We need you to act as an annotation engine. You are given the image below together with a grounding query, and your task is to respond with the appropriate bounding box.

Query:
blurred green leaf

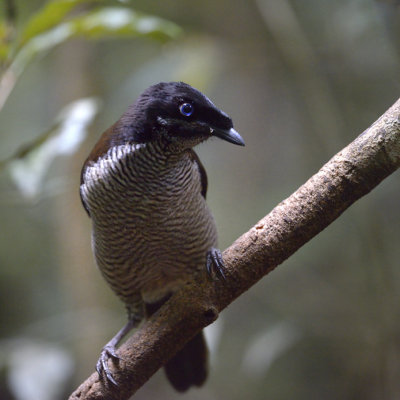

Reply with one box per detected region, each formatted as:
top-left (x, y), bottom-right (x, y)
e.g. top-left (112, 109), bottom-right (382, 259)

top-left (20, 4), bottom-right (181, 48)
top-left (17, 7), bottom-right (181, 65)
top-left (5, 97), bottom-right (101, 198)
top-left (0, 21), bottom-right (8, 40)
top-left (19, 0), bottom-right (96, 47)
top-left (0, 21), bottom-right (10, 61)
top-left (0, 7), bottom-right (180, 112)
top-left (0, 43), bottom-right (9, 61)
top-left (11, 6), bottom-right (180, 81)
top-left (68, 7), bottom-right (182, 41)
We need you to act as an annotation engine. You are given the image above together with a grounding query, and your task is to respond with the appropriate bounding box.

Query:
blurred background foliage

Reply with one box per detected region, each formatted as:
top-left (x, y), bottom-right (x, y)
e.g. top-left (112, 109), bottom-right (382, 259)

top-left (0, 0), bottom-right (399, 399)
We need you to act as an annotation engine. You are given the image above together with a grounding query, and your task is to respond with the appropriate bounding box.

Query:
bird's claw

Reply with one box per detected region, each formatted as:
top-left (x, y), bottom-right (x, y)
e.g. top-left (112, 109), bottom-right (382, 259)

top-left (96, 345), bottom-right (120, 386)
top-left (206, 247), bottom-right (226, 280)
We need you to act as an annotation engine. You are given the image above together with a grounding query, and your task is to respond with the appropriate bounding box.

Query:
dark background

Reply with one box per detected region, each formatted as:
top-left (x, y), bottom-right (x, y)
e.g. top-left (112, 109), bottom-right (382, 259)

top-left (1, 1), bottom-right (400, 399)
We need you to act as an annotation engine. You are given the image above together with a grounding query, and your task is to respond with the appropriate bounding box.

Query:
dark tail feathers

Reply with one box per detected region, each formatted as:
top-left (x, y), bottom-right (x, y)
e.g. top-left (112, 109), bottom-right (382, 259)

top-left (145, 296), bottom-right (208, 392)
top-left (164, 331), bottom-right (208, 392)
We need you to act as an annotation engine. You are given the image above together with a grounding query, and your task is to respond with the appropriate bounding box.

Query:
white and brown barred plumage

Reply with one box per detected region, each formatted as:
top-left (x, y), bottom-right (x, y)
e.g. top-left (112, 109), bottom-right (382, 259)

top-left (80, 82), bottom-right (244, 391)
top-left (81, 140), bottom-right (217, 313)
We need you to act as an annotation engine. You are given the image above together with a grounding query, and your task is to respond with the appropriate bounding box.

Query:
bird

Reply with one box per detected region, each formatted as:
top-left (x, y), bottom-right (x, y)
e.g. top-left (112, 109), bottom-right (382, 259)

top-left (79, 81), bottom-right (244, 392)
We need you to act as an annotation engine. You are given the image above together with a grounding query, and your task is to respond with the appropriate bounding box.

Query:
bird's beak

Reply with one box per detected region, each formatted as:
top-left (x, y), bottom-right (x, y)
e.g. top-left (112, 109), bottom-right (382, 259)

top-left (211, 127), bottom-right (245, 146)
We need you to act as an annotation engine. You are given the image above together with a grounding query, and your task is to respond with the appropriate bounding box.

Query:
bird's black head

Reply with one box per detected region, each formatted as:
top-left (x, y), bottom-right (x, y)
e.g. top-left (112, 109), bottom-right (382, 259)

top-left (117, 81), bottom-right (245, 148)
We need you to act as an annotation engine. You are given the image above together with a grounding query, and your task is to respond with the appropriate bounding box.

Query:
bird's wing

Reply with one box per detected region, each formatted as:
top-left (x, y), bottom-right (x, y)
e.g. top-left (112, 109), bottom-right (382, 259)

top-left (188, 149), bottom-right (208, 199)
top-left (79, 164), bottom-right (91, 217)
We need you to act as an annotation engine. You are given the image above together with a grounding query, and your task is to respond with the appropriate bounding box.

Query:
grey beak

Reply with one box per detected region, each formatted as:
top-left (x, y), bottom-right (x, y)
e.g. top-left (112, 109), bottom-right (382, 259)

top-left (211, 127), bottom-right (245, 146)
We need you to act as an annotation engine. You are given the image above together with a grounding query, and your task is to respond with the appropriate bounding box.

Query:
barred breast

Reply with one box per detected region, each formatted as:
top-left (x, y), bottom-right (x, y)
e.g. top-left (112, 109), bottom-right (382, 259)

top-left (80, 141), bottom-right (218, 315)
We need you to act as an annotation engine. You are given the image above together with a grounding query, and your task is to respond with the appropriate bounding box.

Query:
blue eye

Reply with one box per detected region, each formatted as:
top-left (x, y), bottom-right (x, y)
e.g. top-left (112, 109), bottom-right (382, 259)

top-left (179, 102), bottom-right (194, 117)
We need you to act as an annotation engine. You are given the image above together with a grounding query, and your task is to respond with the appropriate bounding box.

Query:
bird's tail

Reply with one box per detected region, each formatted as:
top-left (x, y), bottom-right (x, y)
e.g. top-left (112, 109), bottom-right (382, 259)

top-left (145, 296), bottom-right (208, 392)
top-left (164, 330), bottom-right (208, 392)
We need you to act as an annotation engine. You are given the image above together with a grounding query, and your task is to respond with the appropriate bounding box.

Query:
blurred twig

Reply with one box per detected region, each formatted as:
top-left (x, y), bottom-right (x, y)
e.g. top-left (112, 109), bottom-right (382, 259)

top-left (69, 97), bottom-right (400, 400)
top-left (0, 123), bottom-right (58, 171)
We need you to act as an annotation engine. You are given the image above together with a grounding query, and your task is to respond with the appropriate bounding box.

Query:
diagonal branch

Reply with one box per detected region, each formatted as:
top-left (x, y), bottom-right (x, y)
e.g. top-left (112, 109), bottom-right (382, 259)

top-left (69, 98), bottom-right (400, 400)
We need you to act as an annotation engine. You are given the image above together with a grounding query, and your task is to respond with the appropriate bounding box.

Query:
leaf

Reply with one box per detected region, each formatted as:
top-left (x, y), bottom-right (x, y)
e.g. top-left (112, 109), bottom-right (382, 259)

top-left (6, 97), bottom-right (101, 198)
top-left (14, 7), bottom-right (181, 74)
top-left (0, 42), bottom-right (10, 62)
top-left (20, 4), bottom-right (181, 48)
top-left (0, 21), bottom-right (10, 61)
top-left (68, 7), bottom-right (182, 41)
top-left (19, 0), bottom-right (96, 47)
top-left (6, 23), bottom-right (74, 85)
top-left (0, 7), bottom-right (180, 112)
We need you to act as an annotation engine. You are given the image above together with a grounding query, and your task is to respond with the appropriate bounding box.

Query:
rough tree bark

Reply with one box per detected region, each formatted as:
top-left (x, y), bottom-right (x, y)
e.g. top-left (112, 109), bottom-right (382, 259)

top-left (69, 98), bottom-right (400, 400)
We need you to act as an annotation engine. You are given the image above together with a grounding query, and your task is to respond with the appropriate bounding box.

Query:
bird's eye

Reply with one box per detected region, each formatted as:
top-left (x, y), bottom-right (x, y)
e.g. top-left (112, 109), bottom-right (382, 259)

top-left (179, 103), bottom-right (194, 117)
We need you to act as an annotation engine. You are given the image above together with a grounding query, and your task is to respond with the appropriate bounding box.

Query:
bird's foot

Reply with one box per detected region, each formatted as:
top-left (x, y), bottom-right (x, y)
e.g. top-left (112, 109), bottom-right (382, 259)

top-left (206, 247), bottom-right (226, 280)
top-left (96, 344), bottom-right (121, 386)
top-left (95, 317), bottom-right (138, 386)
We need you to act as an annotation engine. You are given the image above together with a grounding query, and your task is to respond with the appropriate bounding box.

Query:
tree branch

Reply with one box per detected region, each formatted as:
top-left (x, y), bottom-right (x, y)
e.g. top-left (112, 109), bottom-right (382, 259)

top-left (69, 98), bottom-right (400, 400)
